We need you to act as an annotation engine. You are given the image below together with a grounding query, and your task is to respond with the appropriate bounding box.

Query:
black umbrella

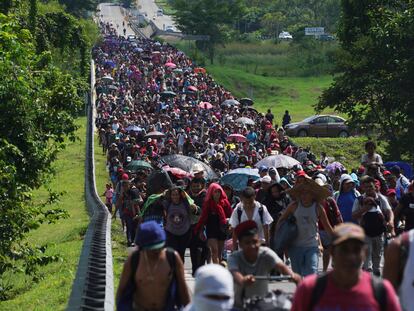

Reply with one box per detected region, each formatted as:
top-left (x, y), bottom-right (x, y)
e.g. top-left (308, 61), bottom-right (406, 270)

top-left (240, 98), bottom-right (254, 106)
top-left (161, 155), bottom-right (218, 180)
top-left (160, 91), bottom-right (177, 98)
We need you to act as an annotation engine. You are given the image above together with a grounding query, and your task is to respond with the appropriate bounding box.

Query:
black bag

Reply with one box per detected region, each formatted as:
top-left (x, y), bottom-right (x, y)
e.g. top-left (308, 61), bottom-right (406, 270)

top-left (273, 214), bottom-right (298, 253)
top-left (359, 197), bottom-right (386, 237)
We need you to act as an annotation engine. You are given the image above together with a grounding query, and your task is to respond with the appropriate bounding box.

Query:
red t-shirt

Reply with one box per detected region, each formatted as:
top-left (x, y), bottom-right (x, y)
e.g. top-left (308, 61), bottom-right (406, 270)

top-left (291, 271), bottom-right (401, 311)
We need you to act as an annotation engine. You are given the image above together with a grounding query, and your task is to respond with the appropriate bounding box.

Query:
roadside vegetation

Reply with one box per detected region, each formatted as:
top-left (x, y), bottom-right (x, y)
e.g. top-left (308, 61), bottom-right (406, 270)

top-left (0, 118), bottom-right (88, 310)
top-left (0, 0), bottom-right (99, 303)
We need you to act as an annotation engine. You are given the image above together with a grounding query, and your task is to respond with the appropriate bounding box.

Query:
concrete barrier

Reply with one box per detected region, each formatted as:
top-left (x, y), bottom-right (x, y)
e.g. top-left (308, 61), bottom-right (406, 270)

top-left (67, 60), bottom-right (114, 311)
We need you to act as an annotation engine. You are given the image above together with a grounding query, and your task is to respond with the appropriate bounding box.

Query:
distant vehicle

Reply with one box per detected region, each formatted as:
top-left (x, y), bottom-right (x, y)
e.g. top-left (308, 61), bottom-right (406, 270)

top-left (127, 35), bottom-right (137, 41)
top-left (153, 15), bottom-right (156, 20)
top-left (279, 31), bottom-right (293, 39)
top-left (165, 25), bottom-right (175, 32)
top-left (284, 115), bottom-right (350, 138)
top-left (157, 9), bottom-right (163, 16)
top-left (317, 34), bottom-right (335, 41)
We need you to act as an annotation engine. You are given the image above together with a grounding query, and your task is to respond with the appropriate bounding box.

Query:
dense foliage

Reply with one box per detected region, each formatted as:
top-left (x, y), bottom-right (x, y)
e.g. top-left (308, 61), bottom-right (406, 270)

top-left (0, 0), bottom-right (97, 299)
top-left (315, 0), bottom-right (414, 161)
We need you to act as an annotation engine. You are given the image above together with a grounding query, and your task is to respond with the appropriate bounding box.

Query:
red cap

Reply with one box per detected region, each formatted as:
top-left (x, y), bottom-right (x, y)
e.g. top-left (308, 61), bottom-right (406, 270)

top-left (358, 166), bottom-right (365, 174)
top-left (386, 188), bottom-right (396, 196)
top-left (117, 167), bottom-right (124, 172)
top-left (383, 170), bottom-right (391, 176)
top-left (121, 173), bottom-right (129, 180)
top-left (234, 220), bottom-right (258, 239)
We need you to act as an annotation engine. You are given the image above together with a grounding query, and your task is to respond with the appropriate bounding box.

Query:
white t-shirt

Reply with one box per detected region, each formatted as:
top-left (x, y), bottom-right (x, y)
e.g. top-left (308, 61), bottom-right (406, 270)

top-left (229, 202), bottom-right (273, 241)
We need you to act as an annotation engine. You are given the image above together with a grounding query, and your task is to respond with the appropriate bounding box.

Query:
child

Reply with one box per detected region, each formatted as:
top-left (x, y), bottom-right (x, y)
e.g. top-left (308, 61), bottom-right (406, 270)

top-left (103, 183), bottom-right (114, 214)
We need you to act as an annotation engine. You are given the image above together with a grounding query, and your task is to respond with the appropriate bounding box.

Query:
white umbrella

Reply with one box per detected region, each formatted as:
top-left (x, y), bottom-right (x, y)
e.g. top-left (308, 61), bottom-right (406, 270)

top-left (101, 75), bottom-right (114, 83)
top-left (256, 154), bottom-right (300, 169)
top-left (236, 117), bottom-right (255, 126)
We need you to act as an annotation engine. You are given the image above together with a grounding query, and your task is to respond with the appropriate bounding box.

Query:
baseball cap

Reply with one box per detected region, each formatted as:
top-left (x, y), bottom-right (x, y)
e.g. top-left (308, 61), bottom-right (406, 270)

top-left (134, 221), bottom-right (166, 250)
top-left (234, 220), bottom-right (258, 240)
top-left (332, 223), bottom-right (365, 246)
top-left (296, 170), bottom-right (307, 177)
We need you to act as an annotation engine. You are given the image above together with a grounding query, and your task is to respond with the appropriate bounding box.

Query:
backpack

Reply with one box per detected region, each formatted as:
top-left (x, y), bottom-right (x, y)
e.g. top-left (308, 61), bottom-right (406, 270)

top-left (358, 196), bottom-right (387, 237)
top-left (237, 203), bottom-right (264, 224)
top-left (117, 248), bottom-right (181, 311)
top-left (309, 274), bottom-right (386, 311)
top-left (325, 197), bottom-right (342, 227)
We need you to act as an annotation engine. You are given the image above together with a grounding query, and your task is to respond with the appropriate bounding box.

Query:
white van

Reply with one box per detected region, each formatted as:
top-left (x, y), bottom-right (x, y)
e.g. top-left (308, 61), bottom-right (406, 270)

top-left (156, 9), bottom-right (163, 16)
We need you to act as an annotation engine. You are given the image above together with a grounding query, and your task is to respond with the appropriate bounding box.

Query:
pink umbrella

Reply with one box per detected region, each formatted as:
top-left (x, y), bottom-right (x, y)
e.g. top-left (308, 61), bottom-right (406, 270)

top-left (188, 85), bottom-right (198, 92)
top-left (165, 62), bottom-right (177, 68)
top-left (198, 102), bottom-right (213, 109)
top-left (227, 134), bottom-right (247, 143)
top-left (162, 166), bottom-right (192, 179)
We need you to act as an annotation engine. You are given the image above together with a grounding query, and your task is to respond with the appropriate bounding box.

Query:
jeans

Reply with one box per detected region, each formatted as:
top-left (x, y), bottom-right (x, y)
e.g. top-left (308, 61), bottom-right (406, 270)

top-left (166, 229), bottom-right (192, 262)
top-left (189, 225), bottom-right (209, 275)
top-left (125, 216), bottom-right (137, 245)
top-left (363, 234), bottom-right (384, 275)
top-left (289, 246), bottom-right (319, 277)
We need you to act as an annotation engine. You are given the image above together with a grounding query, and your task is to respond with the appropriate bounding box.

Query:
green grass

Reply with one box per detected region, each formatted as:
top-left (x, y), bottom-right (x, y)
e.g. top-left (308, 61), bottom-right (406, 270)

top-left (0, 117), bottom-right (89, 311)
top-left (292, 137), bottom-right (387, 170)
top-left (94, 132), bottom-right (128, 296)
top-left (169, 40), bottom-right (339, 122)
top-left (207, 65), bottom-right (335, 122)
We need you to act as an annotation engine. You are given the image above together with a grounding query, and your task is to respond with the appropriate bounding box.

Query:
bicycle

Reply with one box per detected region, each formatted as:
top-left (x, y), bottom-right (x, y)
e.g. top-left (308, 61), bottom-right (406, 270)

top-left (242, 275), bottom-right (294, 311)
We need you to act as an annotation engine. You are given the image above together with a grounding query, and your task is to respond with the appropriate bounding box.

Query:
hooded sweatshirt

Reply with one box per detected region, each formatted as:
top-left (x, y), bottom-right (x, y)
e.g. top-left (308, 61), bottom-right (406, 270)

top-left (334, 174), bottom-right (360, 223)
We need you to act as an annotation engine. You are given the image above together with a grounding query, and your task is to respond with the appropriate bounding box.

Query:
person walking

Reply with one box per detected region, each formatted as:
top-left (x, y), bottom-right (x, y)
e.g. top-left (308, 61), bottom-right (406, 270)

top-left (277, 178), bottom-right (334, 277)
top-left (194, 183), bottom-right (232, 264)
top-left (352, 177), bottom-right (395, 276)
top-left (291, 223), bottom-right (402, 311)
top-left (116, 221), bottom-right (190, 311)
top-left (334, 174), bottom-right (360, 223)
top-left (282, 110), bottom-right (291, 128)
top-left (164, 187), bottom-right (199, 262)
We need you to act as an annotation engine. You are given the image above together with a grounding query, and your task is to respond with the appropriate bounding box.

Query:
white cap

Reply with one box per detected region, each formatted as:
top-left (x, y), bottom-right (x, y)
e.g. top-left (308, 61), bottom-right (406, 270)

top-left (260, 175), bottom-right (272, 183)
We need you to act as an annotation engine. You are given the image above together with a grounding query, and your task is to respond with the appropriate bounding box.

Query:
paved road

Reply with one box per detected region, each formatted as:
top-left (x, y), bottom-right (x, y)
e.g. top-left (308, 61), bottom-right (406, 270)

top-left (98, 1), bottom-right (297, 298)
top-left (98, 3), bottom-right (135, 37)
top-left (137, 0), bottom-right (177, 31)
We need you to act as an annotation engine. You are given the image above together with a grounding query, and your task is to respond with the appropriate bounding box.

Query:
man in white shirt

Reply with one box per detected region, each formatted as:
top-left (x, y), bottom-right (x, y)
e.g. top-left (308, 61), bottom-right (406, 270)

top-left (391, 165), bottom-right (410, 199)
top-left (229, 187), bottom-right (273, 251)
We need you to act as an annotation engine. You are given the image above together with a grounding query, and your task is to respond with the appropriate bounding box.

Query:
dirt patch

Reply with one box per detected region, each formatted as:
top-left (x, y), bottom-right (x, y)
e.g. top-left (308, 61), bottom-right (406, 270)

top-left (288, 89), bottom-right (300, 99)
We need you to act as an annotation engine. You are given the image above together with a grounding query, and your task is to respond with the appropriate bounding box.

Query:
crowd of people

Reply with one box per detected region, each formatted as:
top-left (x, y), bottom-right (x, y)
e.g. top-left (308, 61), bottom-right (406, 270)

top-left (95, 20), bottom-right (413, 311)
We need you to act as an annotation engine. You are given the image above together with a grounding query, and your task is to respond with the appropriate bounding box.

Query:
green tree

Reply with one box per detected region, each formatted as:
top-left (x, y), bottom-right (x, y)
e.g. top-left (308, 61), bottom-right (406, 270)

top-left (261, 11), bottom-right (286, 39)
top-left (0, 13), bottom-right (85, 297)
top-left (58, 0), bottom-right (97, 17)
top-left (315, 0), bottom-right (414, 160)
top-left (171, 0), bottom-right (244, 64)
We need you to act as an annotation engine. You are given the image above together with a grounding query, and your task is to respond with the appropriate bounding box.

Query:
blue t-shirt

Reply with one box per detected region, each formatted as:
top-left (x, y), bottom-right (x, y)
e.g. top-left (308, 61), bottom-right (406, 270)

top-left (337, 191), bottom-right (358, 223)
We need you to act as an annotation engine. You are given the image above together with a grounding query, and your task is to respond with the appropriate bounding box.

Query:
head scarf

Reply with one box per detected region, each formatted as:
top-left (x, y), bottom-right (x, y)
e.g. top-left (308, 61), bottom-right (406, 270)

top-left (195, 183), bottom-right (231, 233)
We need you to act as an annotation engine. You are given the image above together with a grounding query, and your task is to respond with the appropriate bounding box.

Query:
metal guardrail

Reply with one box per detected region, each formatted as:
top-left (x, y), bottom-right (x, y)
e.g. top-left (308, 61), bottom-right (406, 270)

top-left (67, 60), bottom-right (114, 311)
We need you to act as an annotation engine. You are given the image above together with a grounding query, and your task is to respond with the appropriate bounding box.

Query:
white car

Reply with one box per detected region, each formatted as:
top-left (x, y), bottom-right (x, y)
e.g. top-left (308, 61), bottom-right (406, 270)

top-left (279, 31), bottom-right (293, 39)
top-left (165, 25), bottom-right (175, 32)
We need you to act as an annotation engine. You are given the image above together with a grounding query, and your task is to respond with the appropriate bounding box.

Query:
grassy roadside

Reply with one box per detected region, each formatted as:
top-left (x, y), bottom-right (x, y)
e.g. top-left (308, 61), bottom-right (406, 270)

top-left (0, 117), bottom-right (88, 311)
top-left (292, 137), bottom-right (387, 170)
top-left (94, 132), bottom-right (128, 296)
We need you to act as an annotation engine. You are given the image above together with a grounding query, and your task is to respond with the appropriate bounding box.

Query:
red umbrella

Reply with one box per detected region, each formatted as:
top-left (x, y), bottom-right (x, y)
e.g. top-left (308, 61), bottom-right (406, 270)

top-left (165, 62), bottom-right (177, 68)
top-left (198, 102), bottom-right (213, 109)
top-left (188, 85), bottom-right (198, 92)
top-left (227, 134), bottom-right (247, 143)
top-left (194, 67), bottom-right (206, 74)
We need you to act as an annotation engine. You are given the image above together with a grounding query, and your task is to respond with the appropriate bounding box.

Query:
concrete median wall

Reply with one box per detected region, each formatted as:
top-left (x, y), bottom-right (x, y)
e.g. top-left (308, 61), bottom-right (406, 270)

top-left (67, 60), bottom-right (114, 311)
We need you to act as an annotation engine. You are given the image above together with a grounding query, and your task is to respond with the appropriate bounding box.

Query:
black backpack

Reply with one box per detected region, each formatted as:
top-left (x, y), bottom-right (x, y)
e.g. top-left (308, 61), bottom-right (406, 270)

top-left (358, 196), bottom-right (387, 237)
top-left (237, 204), bottom-right (264, 224)
top-left (309, 274), bottom-right (386, 311)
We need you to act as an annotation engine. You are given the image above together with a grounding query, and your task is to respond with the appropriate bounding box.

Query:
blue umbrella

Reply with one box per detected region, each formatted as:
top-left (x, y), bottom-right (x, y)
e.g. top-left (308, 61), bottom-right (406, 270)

top-left (104, 60), bottom-right (116, 68)
top-left (133, 47), bottom-right (144, 53)
top-left (220, 168), bottom-right (260, 192)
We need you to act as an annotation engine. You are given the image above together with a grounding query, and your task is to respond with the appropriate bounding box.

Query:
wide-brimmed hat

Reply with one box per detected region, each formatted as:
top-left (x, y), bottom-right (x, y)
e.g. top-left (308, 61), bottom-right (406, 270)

top-left (287, 178), bottom-right (331, 202)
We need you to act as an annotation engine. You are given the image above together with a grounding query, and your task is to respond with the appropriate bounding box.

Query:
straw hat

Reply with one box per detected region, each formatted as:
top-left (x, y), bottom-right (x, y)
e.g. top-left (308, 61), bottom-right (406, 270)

top-left (287, 178), bottom-right (331, 202)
